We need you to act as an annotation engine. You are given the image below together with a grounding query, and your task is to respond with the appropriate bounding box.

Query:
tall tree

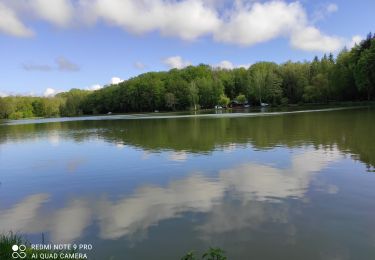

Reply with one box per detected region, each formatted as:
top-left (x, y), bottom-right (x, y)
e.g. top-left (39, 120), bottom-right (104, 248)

top-left (354, 39), bottom-right (375, 100)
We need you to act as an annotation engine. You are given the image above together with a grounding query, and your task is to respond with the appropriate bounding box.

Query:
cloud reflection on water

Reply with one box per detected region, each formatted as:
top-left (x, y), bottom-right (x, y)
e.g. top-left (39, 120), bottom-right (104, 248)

top-left (168, 151), bottom-right (188, 161)
top-left (221, 149), bottom-right (341, 201)
top-left (0, 147), bottom-right (341, 243)
top-left (0, 194), bottom-right (49, 232)
top-left (97, 174), bottom-right (224, 239)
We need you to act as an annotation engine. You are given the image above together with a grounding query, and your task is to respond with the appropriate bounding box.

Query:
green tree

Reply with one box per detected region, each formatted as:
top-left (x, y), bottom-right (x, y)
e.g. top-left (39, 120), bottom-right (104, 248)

top-left (58, 89), bottom-right (90, 116)
top-left (217, 69), bottom-right (235, 99)
top-left (249, 62), bottom-right (283, 104)
top-left (218, 94), bottom-right (230, 107)
top-left (165, 92), bottom-right (177, 110)
top-left (303, 73), bottom-right (329, 103)
top-left (236, 94), bottom-right (247, 104)
top-left (330, 49), bottom-right (357, 100)
top-left (354, 40), bottom-right (375, 100)
top-left (0, 97), bottom-right (16, 119)
top-left (280, 62), bottom-right (309, 103)
top-left (188, 81), bottom-right (199, 110)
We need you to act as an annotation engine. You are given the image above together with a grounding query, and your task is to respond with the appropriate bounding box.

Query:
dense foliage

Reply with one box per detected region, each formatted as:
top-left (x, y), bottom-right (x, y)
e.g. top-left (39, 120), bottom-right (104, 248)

top-left (0, 96), bottom-right (64, 119)
top-left (1, 33), bottom-right (374, 119)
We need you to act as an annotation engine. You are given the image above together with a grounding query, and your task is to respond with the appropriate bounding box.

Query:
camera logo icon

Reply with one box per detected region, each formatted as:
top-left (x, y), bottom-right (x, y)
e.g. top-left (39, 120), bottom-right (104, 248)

top-left (12, 244), bottom-right (27, 259)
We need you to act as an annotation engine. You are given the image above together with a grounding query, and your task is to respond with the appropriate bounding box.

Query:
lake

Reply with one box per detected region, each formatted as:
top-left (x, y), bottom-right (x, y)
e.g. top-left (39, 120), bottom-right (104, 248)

top-left (1, 107), bottom-right (375, 260)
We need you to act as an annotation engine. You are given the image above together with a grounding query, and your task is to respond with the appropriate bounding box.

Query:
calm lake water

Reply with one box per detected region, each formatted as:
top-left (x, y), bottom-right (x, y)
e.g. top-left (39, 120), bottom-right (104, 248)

top-left (1, 107), bottom-right (375, 260)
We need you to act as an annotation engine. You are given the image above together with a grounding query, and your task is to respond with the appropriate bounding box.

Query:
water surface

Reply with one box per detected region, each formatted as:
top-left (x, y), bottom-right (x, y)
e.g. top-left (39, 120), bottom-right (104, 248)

top-left (1, 107), bottom-right (375, 259)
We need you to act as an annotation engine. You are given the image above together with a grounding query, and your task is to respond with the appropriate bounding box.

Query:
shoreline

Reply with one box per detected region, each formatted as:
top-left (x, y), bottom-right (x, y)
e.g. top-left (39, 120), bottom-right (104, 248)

top-left (1, 103), bottom-right (373, 126)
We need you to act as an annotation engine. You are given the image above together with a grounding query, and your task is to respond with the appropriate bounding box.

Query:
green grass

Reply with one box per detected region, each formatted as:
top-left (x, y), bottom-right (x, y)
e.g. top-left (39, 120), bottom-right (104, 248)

top-left (0, 232), bottom-right (24, 260)
top-left (181, 247), bottom-right (227, 260)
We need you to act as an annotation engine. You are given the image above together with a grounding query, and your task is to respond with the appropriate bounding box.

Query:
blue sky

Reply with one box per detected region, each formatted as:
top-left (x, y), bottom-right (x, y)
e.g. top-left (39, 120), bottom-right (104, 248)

top-left (0, 0), bottom-right (374, 97)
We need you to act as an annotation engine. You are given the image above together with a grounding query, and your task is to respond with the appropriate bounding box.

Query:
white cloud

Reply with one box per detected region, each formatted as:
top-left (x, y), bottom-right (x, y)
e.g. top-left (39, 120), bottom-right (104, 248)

top-left (87, 0), bottom-right (220, 40)
top-left (216, 60), bottom-right (235, 69)
top-left (237, 64), bottom-right (252, 69)
top-left (30, 0), bottom-right (74, 27)
top-left (87, 84), bottom-right (103, 91)
top-left (0, 2), bottom-right (33, 37)
top-left (215, 60), bottom-right (252, 69)
top-left (0, 0), bottom-right (345, 52)
top-left (215, 1), bottom-right (306, 46)
top-left (0, 92), bottom-right (9, 97)
top-left (164, 56), bottom-right (191, 69)
top-left (83, 77), bottom-right (124, 93)
top-left (111, 77), bottom-right (124, 85)
top-left (347, 35), bottom-right (363, 49)
top-left (290, 27), bottom-right (343, 52)
top-left (215, 1), bottom-right (343, 52)
top-left (43, 88), bottom-right (62, 97)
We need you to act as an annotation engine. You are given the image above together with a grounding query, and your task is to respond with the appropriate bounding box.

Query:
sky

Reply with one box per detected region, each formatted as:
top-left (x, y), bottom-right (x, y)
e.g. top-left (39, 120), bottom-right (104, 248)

top-left (0, 0), bottom-right (374, 97)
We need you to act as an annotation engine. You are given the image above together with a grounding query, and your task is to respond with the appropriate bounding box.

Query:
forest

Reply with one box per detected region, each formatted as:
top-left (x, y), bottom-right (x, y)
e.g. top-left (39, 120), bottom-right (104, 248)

top-left (0, 33), bottom-right (374, 119)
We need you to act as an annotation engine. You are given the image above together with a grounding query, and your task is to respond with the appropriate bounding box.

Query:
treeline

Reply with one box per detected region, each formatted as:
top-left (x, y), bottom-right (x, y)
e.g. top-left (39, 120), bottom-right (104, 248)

top-left (0, 90), bottom-right (88, 119)
top-left (0, 96), bottom-right (63, 119)
top-left (1, 33), bottom-right (374, 119)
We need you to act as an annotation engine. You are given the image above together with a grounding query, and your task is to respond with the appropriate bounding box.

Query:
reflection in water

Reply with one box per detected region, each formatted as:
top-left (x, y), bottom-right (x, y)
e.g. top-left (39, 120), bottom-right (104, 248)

top-left (168, 151), bottom-right (188, 161)
top-left (0, 194), bottom-right (49, 232)
top-left (0, 148), bottom-right (340, 243)
top-left (0, 196), bottom-right (91, 243)
top-left (49, 199), bottom-right (92, 243)
top-left (1, 107), bottom-right (374, 167)
top-left (222, 143), bottom-right (238, 153)
top-left (197, 200), bottom-right (293, 243)
top-left (221, 148), bottom-right (341, 201)
top-left (97, 174), bottom-right (224, 240)
top-left (1, 108), bottom-right (374, 259)
top-left (47, 131), bottom-right (60, 146)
